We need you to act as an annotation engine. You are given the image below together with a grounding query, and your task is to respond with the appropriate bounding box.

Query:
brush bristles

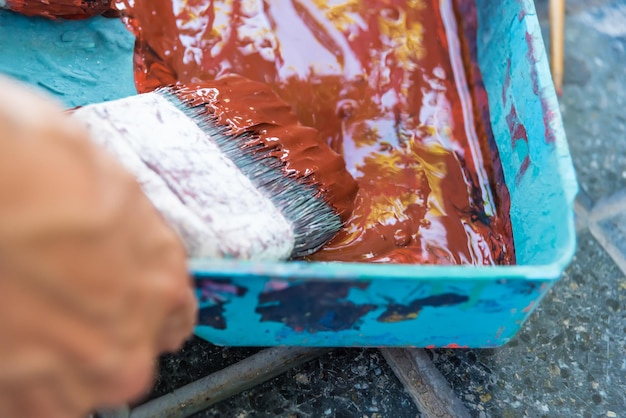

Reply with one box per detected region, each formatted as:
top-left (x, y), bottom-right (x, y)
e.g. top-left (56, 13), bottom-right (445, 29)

top-left (156, 88), bottom-right (342, 258)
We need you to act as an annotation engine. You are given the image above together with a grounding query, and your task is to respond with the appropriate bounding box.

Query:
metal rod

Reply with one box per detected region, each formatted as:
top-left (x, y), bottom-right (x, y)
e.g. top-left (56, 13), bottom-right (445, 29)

top-left (130, 347), bottom-right (328, 418)
top-left (381, 348), bottom-right (471, 418)
top-left (550, 0), bottom-right (565, 94)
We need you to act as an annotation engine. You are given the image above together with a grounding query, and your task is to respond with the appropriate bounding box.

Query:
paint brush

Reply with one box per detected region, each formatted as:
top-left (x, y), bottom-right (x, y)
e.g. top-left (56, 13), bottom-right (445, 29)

top-left (71, 75), bottom-right (358, 261)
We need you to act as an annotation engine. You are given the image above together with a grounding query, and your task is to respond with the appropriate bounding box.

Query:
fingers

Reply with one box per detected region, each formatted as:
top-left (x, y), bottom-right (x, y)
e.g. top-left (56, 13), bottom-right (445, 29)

top-left (9, 379), bottom-right (76, 418)
top-left (0, 373), bottom-right (95, 418)
top-left (157, 284), bottom-right (198, 353)
top-left (0, 76), bottom-right (65, 130)
top-left (0, 351), bottom-right (91, 418)
top-left (0, 77), bottom-right (198, 416)
top-left (99, 346), bottom-right (157, 406)
top-left (119, 186), bottom-right (197, 353)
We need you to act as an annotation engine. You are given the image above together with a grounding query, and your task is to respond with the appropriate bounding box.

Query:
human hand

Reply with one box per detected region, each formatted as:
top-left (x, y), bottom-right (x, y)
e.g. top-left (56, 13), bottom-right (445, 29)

top-left (0, 76), bottom-right (197, 418)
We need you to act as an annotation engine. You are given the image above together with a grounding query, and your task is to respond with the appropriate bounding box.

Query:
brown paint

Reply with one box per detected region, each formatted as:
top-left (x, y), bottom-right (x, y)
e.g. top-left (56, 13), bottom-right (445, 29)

top-left (171, 76), bottom-right (359, 223)
top-left (6, 0), bottom-right (111, 19)
top-left (451, 0), bottom-right (515, 264)
top-left (113, 0), bottom-right (515, 265)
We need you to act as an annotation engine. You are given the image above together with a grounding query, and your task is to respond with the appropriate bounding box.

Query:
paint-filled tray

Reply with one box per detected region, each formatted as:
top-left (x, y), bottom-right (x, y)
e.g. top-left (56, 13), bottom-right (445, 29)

top-left (191, 0), bottom-right (577, 348)
top-left (0, 0), bottom-right (577, 348)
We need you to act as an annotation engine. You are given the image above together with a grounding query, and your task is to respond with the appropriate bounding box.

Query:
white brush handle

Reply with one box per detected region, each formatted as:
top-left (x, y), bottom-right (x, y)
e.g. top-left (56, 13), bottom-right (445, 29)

top-left (72, 93), bottom-right (295, 261)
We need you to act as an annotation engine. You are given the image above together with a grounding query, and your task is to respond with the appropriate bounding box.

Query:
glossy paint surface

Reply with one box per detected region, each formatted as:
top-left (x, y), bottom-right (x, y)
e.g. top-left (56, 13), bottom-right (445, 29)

top-left (115, 0), bottom-right (515, 265)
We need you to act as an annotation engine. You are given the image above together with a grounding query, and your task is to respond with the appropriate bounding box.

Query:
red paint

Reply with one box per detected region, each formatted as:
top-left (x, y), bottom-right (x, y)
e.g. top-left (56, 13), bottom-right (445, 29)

top-left (505, 104), bottom-right (529, 147)
top-left (525, 32), bottom-right (541, 96)
top-left (517, 0), bottom-right (529, 22)
top-left (503, 57), bottom-right (533, 185)
top-left (425, 344), bottom-right (436, 349)
top-left (451, 0), bottom-right (515, 265)
top-left (541, 96), bottom-right (558, 144)
top-left (502, 58), bottom-right (511, 105)
top-left (505, 103), bottom-right (532, 185)
top-left (494, 326), bottom-right (505, 339)
top-left (522, 300), bottom-right (535, 313)
top-left (516, 156), bottom-right (531, 186)
top-left (525, 31), bottom-right (557, 144)
top-left (114, 0), bottom-right (515, 264)
top-left (6, 0), bottom-right (111, 19)
top-left (444, 343), bottom-right (468, 348)
top-left (169, 77), bottom-right (358, 223)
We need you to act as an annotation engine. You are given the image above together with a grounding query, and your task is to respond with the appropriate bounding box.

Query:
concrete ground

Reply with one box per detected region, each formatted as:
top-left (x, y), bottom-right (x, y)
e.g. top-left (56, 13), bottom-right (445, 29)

top-left (147, 0), bottom-right (625, 416)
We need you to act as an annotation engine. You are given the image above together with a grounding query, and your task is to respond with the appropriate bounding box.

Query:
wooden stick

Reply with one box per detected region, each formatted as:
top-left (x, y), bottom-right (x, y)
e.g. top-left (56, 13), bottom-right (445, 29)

top-left (550, 0), bottom-right (565, 95)
top-left (381, 348), bottom-right (471, 418)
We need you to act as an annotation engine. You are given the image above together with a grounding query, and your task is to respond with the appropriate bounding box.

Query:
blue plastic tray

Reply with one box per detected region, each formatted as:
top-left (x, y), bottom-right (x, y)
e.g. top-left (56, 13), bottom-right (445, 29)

top-left (190, 0), bottom-right (577, 348)
top-left (0, 0), bottom-right (577, 348)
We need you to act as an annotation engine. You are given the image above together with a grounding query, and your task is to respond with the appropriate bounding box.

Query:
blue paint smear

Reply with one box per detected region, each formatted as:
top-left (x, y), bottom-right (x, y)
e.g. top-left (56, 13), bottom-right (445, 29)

top-left (0, 10), bottom-right (136, 107)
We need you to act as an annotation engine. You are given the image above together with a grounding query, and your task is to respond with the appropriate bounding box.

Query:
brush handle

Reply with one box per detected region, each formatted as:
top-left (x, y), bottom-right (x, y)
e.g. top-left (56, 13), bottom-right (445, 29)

top-left (549, 0), bottom-right (565, 95)
top-left (72, 93), bottom-right (295, 261)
